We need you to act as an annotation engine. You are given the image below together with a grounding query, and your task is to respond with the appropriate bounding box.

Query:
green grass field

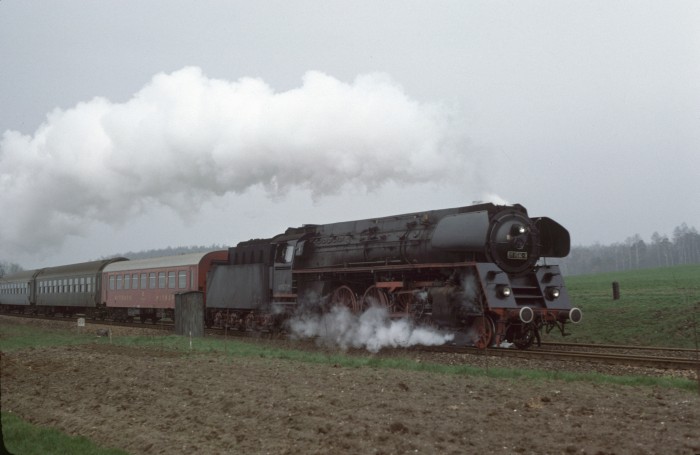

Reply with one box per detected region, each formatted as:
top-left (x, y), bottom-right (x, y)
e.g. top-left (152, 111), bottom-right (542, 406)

top-left (1, 412), bottom-right (129, 455)
top-left (554, 264), bottom-right (700, 348)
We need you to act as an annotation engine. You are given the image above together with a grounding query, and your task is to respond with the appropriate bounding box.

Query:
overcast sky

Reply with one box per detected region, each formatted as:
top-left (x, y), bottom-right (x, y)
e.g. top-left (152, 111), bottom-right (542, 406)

top-left (1, 0), bottom-right (699, 269)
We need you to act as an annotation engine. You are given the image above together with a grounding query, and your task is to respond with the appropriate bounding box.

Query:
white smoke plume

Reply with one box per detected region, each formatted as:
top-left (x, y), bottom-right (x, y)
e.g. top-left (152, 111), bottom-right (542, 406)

top-left (0, 67), bottom-right (474, 256)
top-left (288, 305), bottom-right (454, 353)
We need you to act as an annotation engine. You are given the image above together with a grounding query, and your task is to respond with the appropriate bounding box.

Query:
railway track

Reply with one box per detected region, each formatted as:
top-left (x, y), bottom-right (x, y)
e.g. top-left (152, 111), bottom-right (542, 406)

top-left (4, 312), bottom-right (700, 371)
top-left (424, 343), bottom-right (700, 371)
top-left (0, 311), bottom-right (173, 331)
top-left (542, 341), bottom-right (699, 355)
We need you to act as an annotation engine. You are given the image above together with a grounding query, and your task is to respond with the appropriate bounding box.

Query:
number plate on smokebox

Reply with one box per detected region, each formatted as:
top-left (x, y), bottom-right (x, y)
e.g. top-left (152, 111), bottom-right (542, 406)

top-left (507, 251), bottom-right (528, 260)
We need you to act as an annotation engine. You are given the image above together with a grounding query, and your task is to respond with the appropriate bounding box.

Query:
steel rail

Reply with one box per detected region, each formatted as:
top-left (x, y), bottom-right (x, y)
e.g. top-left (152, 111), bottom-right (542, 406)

top-left (421, 344), bottom-right (700, 370)
top-left (0, 312), bottom-right (172, 331)
top-left (541, 341), bottom-right (699, 353)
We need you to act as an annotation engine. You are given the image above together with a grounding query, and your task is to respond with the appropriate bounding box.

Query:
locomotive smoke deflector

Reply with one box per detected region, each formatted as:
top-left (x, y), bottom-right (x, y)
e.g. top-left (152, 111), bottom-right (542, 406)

top-left (533, 217), bottom-right (570, 257)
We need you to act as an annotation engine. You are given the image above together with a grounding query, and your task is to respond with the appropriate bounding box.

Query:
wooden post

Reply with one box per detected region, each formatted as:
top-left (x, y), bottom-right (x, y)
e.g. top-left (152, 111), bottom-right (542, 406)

top-left (612, 282), bottom-right (620, 300)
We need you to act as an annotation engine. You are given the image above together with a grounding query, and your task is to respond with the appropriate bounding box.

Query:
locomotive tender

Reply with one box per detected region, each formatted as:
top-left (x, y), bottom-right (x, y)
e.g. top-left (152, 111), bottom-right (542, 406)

top-left (207, 202), bottom-right (581, 348)
top-left (0, 202), bottom-right (581, 349)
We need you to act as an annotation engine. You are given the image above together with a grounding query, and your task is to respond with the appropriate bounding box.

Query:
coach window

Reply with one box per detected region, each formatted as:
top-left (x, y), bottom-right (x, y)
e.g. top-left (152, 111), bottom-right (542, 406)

top-left (141, 273), bottom-right (147, 289)
top-left (178, 271), bottom-right (187, 289)
top-left (117, 275), bottom-right (123, 290)
top-left (149, 272), bottom-right (156, 289)
top-left (132, 274), bottom-right (139, 289)
top-left (124, 274), bottom-right (130, 290)
top-left (109, 275), bottom-right (115, 290)
top-left (168, 271), bottom-right (176, 289)
top-left (158, 272), bottom-right (166, 289)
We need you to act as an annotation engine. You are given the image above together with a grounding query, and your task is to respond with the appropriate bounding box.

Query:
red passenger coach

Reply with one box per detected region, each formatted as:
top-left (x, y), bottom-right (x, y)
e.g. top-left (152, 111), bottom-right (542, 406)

top-left (101, 250), bottom-right (228, 323)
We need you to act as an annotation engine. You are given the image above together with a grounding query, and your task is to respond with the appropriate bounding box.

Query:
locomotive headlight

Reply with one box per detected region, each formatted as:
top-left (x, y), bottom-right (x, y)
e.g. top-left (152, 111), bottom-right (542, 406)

top-left (510, 224), bottom-right (528, 236)
top-left (545, 286), bottom-right (561, 300)
top-left (497, 284), bottom-right (512, 298)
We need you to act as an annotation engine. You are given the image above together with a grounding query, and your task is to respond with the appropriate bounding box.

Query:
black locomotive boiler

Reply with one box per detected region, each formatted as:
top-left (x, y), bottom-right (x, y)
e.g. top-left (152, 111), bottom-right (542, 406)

top-left (206, 202), bottom-right (582, 348)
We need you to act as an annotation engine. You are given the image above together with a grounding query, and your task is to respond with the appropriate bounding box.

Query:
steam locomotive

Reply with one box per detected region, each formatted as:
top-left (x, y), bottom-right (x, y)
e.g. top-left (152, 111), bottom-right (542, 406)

top-left (0, 202), bottom-right (581, 349)
top-left (207, 202), bottom-right (581, 348)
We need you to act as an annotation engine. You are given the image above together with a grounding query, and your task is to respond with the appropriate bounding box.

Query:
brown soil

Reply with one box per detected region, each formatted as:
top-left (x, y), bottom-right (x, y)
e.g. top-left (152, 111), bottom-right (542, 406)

top-left (1, 319), bottom-right (699, 454)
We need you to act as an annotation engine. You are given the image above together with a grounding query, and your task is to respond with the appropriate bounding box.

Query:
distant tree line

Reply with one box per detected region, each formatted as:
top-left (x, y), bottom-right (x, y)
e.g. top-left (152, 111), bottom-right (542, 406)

top-left (0, 245), bottom-right (227, 278)
top-left (4, 226), bottom-right (700, 279)
top-left (0, 261), bottom-right (23, 278)
top-left (558, 223), bottom-right (700, 276)
top-left (105, 244), bottom-right (228, 260)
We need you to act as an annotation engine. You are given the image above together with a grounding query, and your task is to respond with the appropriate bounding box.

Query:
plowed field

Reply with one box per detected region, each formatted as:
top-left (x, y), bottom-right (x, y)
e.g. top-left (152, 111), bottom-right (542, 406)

top-left (1, 320), bottom-right (699, 454)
